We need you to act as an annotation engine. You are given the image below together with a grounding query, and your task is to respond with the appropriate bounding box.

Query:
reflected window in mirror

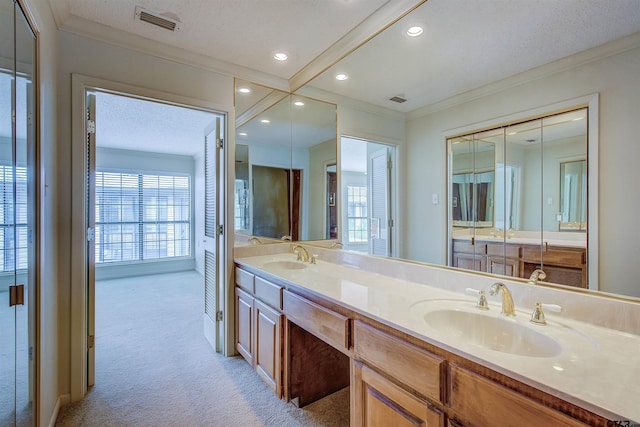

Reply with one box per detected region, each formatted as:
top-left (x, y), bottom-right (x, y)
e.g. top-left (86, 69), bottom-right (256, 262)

top-left (559, 160), bottom-right (587, 231)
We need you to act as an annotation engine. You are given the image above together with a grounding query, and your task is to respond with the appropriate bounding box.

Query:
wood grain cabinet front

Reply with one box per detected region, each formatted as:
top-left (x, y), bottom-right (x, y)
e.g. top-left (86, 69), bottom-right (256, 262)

top-left (449, 365), bottom-right (588, 427)
top-left (254, 299), bottom-right (283, 397)
top-left (235, 287), bottom-right (254, 364)
top-left (352, 361), bottom-right (445, 427)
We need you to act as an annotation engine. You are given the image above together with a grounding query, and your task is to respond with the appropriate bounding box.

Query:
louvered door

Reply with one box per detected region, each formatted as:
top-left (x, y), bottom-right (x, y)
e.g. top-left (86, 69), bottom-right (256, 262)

top-left (203, 117), bottom-right (221, 351)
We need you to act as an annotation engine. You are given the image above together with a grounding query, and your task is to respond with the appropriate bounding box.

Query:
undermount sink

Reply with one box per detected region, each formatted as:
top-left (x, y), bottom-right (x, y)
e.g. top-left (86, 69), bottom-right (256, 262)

top-left (262, 260), bottom-right (307, 270)
top-left (423, 309), bottom-right (562, 358)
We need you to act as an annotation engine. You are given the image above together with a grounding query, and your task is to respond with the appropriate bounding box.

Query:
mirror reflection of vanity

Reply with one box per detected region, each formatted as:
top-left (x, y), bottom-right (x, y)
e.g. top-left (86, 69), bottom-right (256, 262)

top-left (448, 108), bottom-right (588, 288)
top-left (233, 1), bottom-right (640, 299)
top-left (234, 79), bottom-right (337, 243)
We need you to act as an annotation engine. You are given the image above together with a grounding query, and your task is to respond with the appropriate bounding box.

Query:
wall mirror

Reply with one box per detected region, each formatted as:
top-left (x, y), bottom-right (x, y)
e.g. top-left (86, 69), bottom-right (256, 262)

top-left (297, 1), bottom-right (640, 298)
top-left (234, 79), bottom-right (337, 243)
top-left (448, 108), bottom-right (588, 289)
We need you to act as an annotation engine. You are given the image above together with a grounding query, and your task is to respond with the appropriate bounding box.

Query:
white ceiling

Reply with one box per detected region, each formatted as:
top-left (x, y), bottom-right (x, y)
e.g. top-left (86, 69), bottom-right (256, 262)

top-left (45, 0), bottom-right (640, 156)
top-left (94, 91), bottom-right (216, 156)
top-left (308, 0), bottom-right (640, 113)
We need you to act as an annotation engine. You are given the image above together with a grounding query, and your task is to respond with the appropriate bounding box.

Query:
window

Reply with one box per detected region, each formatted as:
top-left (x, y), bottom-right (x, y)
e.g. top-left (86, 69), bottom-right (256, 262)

top-left (95, 171), bottom-right (191, 263)
top-left (0, 166), bottom-right (28, 272)
top-left (234, 179), bottom-right (249, 230)
top-left (347, 185), bottom-right (368, 243)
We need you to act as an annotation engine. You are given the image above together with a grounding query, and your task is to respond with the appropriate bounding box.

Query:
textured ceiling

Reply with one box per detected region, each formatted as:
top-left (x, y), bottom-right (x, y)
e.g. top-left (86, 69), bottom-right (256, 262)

top-left (307, 0), bottom-right (640, 112)
top-left (49, 0), bottom-right (394, 81)
top-left (94, 91), bottom-right (217, 156)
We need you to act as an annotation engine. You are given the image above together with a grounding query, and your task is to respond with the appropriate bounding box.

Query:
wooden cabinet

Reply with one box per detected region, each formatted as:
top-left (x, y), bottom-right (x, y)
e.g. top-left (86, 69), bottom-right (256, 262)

top-left (452, 239), bottom-right (586, 287)
top-left (254, 299), bottom-right (283, 397)
top-left (449, 365), bottom-right (588, 427)
top-left (235, 287), bottom-right (254, 364)
top-left (234, 269), bottom-right (283, 397)
top-left (235, 263), bottom-right (604, 425)
top-left (352, 361), bottom-right (445, 427)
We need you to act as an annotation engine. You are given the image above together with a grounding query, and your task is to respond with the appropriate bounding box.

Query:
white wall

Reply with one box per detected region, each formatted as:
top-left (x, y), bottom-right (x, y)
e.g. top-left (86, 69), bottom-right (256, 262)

top-left (405, 43), bottom-right (640, 297)
top-left (56, 30), bottom-right (233, 406)
top-left (17, 0), bottom-right (62, 424)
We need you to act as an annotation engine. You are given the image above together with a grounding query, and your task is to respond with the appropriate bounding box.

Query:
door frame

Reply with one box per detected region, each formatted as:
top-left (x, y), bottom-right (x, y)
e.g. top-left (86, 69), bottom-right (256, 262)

top-left (70, 74), bottom-right (233, 401)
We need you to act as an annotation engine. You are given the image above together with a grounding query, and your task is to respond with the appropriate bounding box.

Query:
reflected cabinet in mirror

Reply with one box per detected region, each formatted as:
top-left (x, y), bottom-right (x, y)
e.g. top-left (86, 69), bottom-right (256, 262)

top-left (234, 79), bottom-right (337, 243)
top-left (448, 109), bottom-right (588, 288)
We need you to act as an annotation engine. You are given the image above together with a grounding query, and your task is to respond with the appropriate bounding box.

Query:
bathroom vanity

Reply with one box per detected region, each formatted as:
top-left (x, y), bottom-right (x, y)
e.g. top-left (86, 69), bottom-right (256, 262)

top-left (234, 244), bottom-right (639, 426)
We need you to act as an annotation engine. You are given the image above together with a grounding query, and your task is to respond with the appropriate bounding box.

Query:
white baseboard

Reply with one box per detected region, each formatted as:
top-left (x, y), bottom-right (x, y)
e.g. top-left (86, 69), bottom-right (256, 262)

top-left (48, 394), bottom-right (70, 427)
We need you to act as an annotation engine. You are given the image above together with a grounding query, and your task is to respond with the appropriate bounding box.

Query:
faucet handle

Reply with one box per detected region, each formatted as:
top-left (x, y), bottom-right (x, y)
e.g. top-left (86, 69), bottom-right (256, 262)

top-left (465, 288), bottom-right (489, 310)
top-left (530, 302), bottom-right (562, 325)
top-left (311, 254), bottom-right (318, 264)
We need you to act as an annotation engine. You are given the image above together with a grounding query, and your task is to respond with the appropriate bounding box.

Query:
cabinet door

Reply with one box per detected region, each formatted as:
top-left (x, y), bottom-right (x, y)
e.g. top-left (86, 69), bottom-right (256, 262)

top-left (235, 287), bottom-right (254, 364)
top-left (487, 256), bottom-right (519, 277)
top-left (450, 365), bottom-right (587, 427)
top-left (352, 361), bottom-right (444, 427)
top-left (254, 299), bottom-right (282, 397)
top-left (453, 253), bottom-right (486, 272)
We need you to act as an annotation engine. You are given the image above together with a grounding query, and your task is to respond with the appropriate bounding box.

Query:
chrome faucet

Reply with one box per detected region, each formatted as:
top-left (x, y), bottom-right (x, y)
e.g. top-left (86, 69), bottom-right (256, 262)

top-left (528, 269), bottom-right (547, 285)
top-left (489, 282), bottom-right (516, 316)
top-left (281, 235), bottom-right (292, 241)
top-left (292, 245), bottom-right (310, 262)
top-left (248, 236), bottom-right (262, 245)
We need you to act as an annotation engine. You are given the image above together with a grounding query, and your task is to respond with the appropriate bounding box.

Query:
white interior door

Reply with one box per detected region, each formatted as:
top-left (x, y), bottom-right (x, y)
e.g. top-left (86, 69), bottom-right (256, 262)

top-left (203, 117), bottom-right (222, 352)
top-left (369, 147), bottom-right (391, 256)
top-left (86, 92), bottom-right (96, 387)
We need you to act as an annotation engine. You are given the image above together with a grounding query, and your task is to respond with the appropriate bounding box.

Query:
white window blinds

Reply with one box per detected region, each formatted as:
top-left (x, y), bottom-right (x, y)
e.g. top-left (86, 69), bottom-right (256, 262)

top-left (95, 171), bottom-right (191, 263)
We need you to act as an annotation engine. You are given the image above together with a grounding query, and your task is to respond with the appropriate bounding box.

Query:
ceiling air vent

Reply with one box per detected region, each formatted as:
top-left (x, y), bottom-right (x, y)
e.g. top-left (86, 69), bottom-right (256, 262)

top-left (135, 6), bottom-right (182, 32)
top-left (389, 96), bottom-right (407, 103)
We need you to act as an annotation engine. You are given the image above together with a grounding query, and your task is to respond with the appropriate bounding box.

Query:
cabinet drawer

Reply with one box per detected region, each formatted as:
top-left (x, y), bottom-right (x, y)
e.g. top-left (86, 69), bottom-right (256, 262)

top-left (522, 246), bottom-right (584, 266)
top-left (283, 290), bottom-right (350, 351)
top-left (255, 276), bottom-right (283, 310)
top-left (453, 240), bottom-right (486, 254)
top-left (450, 365), bottom-right (587, 427)
top-left (235, 267), bottom-right (254, 293)
top-left (354, 321), bottom-right (445, 404)
top-left (487, 242), bottom-right (520, 258)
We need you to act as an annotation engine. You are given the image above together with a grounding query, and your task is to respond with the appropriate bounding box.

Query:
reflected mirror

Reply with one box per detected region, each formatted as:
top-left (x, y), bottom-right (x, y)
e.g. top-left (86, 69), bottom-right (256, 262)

top-left (234, 80), bottom-right (337, 243)
top-left (449, 109), bottom-right (588, 288)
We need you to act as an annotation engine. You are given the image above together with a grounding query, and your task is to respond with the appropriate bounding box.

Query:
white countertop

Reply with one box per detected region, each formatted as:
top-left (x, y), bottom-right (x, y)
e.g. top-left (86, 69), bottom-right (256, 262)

top-left (235, 252), bottom-right (639, 423)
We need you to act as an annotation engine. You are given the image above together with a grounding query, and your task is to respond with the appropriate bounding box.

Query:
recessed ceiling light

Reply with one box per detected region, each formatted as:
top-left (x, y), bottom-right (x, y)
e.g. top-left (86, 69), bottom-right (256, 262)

top-left (407, 26), bottom-right (424, 37)
top-left (335, 73), bottom-right (348, 81)
top-left (238, 87), bottom-right (251, 94)
top-left (273, 52), bottom-right (288, 61)
top-left (238, 132), bottom-right (247, 136)
top-left (294, 101), bottom-right (305, 107)
top-left (507, 131), bottom-right (517, 136)
top-left (261, 119), bottom-right (270, 124)
top-left (572, 117), bottom-right (585, 121)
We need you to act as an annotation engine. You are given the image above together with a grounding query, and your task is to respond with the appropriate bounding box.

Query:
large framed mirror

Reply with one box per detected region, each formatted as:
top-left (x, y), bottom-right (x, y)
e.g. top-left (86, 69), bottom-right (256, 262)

top-left (448, 108), bottom-right (588, 288)
top-left (234, 79), bottom-right (337, 244)
top-left (296, 1), bottom-right (640, 299)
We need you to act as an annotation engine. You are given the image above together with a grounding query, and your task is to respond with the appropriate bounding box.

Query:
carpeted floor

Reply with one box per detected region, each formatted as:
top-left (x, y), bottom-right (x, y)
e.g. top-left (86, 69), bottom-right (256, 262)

top-left (55, 271), bottom-right (349, 427)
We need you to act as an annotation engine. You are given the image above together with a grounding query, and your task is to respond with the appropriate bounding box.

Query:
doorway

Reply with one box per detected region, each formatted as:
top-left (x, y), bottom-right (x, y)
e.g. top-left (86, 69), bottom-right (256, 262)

top-left (340, 136), bottom-right (397, 256)
top-left (83, 88), bottom-right (226, 390)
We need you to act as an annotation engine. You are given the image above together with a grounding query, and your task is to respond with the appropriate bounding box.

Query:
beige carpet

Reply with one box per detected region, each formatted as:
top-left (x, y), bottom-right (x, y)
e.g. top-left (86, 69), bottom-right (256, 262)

top-left (55, 271), bottom-right (349, 427)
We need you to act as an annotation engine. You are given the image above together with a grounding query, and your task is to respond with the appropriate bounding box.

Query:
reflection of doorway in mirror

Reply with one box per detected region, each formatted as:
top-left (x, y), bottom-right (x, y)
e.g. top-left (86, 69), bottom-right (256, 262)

top-left (341, 136), bottom-right (397, 256)
top-left (326, 164), bottom-right (337, 239)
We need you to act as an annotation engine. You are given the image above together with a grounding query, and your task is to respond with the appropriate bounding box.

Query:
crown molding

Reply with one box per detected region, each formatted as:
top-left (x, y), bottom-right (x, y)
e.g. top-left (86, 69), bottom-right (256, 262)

top-left (407, 31), bottom-right (640, 121)
top-left (58, 13), bottom-right (290, 92)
